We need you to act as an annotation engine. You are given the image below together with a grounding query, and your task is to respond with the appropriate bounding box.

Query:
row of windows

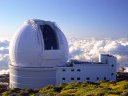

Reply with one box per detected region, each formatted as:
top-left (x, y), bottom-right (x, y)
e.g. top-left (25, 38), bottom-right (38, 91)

top-left (62, 77), bottom-right (80, 80)
top-left (62, 69), bottom-right (80, 72)
top-left (62, 77), bottom-right (111, 81)
top-left (62, 73), bottom-right (114, 81)
top-left (62, 64), bottom-right (114, 72)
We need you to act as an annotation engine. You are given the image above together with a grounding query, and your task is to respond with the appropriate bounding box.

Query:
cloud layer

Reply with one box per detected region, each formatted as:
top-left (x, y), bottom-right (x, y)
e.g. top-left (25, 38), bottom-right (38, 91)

top-left (0, 38), bottom-right (128, 74)
top-left (0, 39), bottom-right (9, 70)
top-left (69, 38), bottom-right (128, 68)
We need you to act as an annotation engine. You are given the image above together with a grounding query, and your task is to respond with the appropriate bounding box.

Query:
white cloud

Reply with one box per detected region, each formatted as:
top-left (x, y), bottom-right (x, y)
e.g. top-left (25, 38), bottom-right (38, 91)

top-left (0, 69), bottom-right (9, 75)
top-left (69, 38), bottom-right (128, 67)
top-left (0, 40), bottom-right (9, 72)
top-left (0, 40), bottom-right (9, 48)
top-left (0, 38), bottom-right (128, 74)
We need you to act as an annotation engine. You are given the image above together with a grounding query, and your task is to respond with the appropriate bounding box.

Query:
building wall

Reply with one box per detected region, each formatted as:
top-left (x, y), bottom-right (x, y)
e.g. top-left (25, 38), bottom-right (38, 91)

top-left (10, 65), bottom-right (56, 89)
top-left (56, 63), bottom-right (116, 84)
top-left (10, 54), bottom-right (117, 89)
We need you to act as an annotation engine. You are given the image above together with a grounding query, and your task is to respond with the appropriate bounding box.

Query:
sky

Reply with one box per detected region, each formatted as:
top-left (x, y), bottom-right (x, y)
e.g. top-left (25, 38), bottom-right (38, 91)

top-left (0, 0), bottom-right (128, 39)
top-left (0, 0), bottom-right (128, 74)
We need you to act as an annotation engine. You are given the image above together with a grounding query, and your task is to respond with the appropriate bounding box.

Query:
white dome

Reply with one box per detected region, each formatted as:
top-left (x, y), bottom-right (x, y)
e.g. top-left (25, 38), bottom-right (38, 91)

top-left (9, 19), bottom-right (69, 67)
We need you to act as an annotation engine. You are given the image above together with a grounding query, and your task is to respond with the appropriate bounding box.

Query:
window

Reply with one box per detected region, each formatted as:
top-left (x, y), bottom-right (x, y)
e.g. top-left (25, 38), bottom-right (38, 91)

top-left (104, 77), bottom-right (106, 80)
top-left (77, 77), bottom-right (80, 80)
top-left (86, 77), bottom-right (90, 80)
top-left (62, 78), bottom-right (65, 80)
top-left (77, 69), bottom-right (81, 72)
top-left (97, 77), bottom-right (99, 80)
top-left (62, 69), bottom-right (65, 71)
top-left (40, 25), bottom-right (59, 50)
top-left (71, 78), bottom-right (74, 80)
top-left (112, 64), bottom-right (114, 67)
top-left (111, 73), bottom-right (114, 76)
top-left (71, 69), bottom-right (74, 71)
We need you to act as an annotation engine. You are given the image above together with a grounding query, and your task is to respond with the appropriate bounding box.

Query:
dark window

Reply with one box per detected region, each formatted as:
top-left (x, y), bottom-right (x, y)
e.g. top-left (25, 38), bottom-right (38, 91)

top-left (112, 64), bottom-right (114, 67)
top-left (62, 69), bottom-right (65, 71)
top-left (40, 25), bottom-right (59, 50)
top-left (86, 77), bottom-right (90, 80)
top-left (104, 77), bottom-right (106, 80)
top-left (97, 77), bottom-right (99, 80)
top-left (77, 77), bottom-right (80, 80)
top-left (71, 69), bottom-right (74, 71)
top-left (111, 73), bottom-right (114, 76)
top-left (77, 69), bottom-right (80, 72)
top-left (71, 78), bottom-right (74, 80)
top-left (62, 78), bottom-right (65, 80)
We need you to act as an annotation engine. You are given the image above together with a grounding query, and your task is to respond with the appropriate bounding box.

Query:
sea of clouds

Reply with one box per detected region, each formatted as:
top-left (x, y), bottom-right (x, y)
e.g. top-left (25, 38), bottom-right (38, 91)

top-left (69, 38), bottom-right (128, 69)
top-left (0, 39), bottom-right (9, 74)
top-left (0, 38), bottom-right (128, 74)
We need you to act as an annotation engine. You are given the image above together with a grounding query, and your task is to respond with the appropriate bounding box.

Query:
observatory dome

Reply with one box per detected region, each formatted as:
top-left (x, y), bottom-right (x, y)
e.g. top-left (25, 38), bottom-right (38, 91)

top-left (9, 19), bottom-right (69, 67)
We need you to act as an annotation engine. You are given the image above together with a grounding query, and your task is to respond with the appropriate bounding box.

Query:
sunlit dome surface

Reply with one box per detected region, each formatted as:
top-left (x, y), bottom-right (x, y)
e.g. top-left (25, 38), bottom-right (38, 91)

top-left (9, 19), bottom-right (69, 67)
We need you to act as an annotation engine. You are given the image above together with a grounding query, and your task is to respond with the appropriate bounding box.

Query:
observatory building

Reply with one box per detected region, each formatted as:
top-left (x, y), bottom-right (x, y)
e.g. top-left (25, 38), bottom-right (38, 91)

top-left (9, 19), bottom-right (117, 89)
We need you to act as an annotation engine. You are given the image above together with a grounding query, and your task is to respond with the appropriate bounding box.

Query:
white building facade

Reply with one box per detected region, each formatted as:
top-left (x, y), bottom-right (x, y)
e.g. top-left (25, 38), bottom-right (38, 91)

top-left (56, 54), bottom-right (117, 84)
top-left (9, 19), bottom-right (117, 89)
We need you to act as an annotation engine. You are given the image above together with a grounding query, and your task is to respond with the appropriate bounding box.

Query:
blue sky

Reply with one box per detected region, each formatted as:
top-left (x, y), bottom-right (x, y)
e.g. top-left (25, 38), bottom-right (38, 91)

top-left (0, 0), bottom-right (128, 39)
